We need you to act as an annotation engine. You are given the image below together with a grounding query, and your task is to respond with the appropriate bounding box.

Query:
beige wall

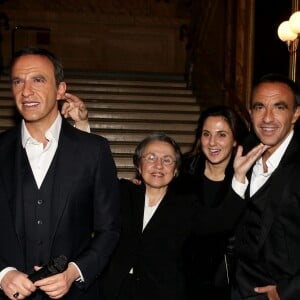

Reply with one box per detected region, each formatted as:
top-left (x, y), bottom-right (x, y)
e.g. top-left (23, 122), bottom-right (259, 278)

top-left (0, 0), bottom-right (190, 74)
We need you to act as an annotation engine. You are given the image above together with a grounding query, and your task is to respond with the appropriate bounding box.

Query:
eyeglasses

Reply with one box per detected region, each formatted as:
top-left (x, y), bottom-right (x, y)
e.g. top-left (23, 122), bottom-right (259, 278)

top-left (142, 153), bottom-right (176, 166)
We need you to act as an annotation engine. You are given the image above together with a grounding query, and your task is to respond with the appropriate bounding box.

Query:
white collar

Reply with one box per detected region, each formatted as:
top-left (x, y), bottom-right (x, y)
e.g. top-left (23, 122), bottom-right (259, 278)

top-left (256, 130), bottom-right (294, 174)
top-left (21, 113), bottom-right (62, 147)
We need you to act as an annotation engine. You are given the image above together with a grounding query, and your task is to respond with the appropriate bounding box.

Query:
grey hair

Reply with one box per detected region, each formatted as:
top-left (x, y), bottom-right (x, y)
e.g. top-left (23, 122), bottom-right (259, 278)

top-left (133, 132), bottom-right (182, 174)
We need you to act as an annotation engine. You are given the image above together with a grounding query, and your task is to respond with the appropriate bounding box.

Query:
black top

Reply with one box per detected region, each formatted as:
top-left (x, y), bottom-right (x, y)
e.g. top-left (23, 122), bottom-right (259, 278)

top-left (174, 153), bottom-right (236, 300)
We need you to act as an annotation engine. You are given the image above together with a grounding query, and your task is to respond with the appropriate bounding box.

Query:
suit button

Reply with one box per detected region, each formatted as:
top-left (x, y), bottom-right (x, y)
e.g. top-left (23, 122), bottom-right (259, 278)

top-left (37, 199), bottom-right (43, 205)
top-left (241, 239), bottom-right (247, 245)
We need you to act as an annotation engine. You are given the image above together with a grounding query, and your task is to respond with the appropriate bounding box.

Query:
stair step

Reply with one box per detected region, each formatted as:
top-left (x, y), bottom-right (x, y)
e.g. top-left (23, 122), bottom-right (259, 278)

top-left (0, 75), bottom-right (188, 89)
top-left (0, 101), bottom-right (200, 115)
top-left (89, 121), bottom-right (197, 131)
top-left (0, 108), bottom-right (18, 116)
top-left (98, 131), bottom-right (194, 144)
top-left (0, 82), bottom-right (194, 95)
top-left (0, 72), bottom-right (198, 179)
top-left (68, 85), bottom-right (193, 95)
top-left (0, 93), bottom-right (197, 103)
top-left (87, 111), bottom-right (199, 121)
top-left (0, 106), bottom-right (199, 117)
top-left (67, 78), bottom-right (188, 88)
top-left (117, 169), bottom-right (137, 180)
top-left (85, 102), bottom-right (199, 112)
top-left (0, 99), bottom-right (199, 108)
top-left (108, 143), bottom-right (191, 155)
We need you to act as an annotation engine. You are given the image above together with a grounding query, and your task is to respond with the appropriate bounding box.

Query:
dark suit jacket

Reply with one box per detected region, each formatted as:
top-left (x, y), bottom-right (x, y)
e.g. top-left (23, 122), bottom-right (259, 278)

top-left (0, 119), bottom-right (120, 300)
top-left (100, 179), bottom-right (247, 300)
top-left (233, 134), bottom-right (300, 299)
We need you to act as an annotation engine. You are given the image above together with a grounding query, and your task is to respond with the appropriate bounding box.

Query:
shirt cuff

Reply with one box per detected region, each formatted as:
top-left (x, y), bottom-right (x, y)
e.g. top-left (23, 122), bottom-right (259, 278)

top-left (232, 176), bottom-right (248, 199)
top-left (69, 262), bottom-right (84, 282)
top-left (0, 267), bottom-right (17, 288)
top-left (73, 123), bottom-right (90, 133)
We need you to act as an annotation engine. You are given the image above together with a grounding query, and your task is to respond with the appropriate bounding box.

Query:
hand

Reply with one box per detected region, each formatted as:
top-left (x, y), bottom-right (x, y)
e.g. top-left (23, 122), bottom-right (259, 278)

top-left (254, 285), bottom-right (280, 300)
top-left (34, 263), bottom-right (79, 299)
top-left (131, 178), bottom-right (142, 185)
top-left (59, 93), bottom-right (89, 132)
top-left (233, 143), bottom-right (269, 183)
top-left (1, 270), bottom-right (36, 299)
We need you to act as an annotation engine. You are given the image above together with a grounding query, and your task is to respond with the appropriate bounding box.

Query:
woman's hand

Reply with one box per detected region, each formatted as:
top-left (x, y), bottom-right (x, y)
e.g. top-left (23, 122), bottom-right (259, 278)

top-left (59, 93), bottom-right (89, 132)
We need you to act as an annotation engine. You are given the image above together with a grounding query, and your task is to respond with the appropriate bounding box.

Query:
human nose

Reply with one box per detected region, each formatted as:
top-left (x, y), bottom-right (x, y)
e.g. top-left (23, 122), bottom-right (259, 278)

top-left (262, 107), bottom-right (274, 123)
top-left (21, 81), bottom-right (34, 97)
top-left (208, 135), bottom-right (216, 145)
top-left (153, 157), bottom-right (164, 168)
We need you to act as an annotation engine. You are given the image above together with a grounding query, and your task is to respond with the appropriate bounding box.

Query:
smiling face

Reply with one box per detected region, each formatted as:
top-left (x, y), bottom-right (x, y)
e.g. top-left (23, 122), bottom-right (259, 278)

top-left (139, 140), bottom-right (177, 190)
top-left (250, 82), bottom-right (300, 155)
top-left (11, 54), bottom-right (66, 130)
top-left (200, 116), bottom-right (237, 167)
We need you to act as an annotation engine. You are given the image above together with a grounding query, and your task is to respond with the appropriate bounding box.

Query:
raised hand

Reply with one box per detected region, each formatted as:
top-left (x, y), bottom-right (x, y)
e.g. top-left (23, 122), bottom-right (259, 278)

top-left (233, 143), bottom-right (269, 183)
top-left (59, 93), bottom-right (89, 132)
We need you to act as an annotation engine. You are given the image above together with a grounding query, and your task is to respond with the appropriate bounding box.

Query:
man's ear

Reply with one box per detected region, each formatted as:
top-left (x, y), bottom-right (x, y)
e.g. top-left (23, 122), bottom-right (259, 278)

top-left (248, 108), bottom-right (252, 117)
top-left (292, 106), bottom-right (300, 124)
top-left (56, 82), bottom-right (67, 100)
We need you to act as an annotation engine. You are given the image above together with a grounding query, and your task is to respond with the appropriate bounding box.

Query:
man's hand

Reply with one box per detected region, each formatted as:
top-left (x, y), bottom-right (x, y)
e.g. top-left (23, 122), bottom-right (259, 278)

top-left (233, 143), bottom-right (269, 183)
top-left (59, 93), bottom-right (89, 132)
top-left (34, 263), bottom-right (80, 299)
top-left (1, 270), bottom-right (36, 300)
top-left (254, 285), bottom-right (280, 300)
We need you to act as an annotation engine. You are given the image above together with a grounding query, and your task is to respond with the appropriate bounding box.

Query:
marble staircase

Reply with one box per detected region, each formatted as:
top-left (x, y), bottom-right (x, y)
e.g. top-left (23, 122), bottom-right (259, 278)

top-left (0, 74), bottom-right (200, 179)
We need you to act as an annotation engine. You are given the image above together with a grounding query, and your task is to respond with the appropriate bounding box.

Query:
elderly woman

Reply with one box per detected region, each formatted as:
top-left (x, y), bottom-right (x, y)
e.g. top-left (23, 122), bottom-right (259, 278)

top-left (99, 131), bottom-right (265, 300)
top-left (63, 95), bottom-right (270, 300)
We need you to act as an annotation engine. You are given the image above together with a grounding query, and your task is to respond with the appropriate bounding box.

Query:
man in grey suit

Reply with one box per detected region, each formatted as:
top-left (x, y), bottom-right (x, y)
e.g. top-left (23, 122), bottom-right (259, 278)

top-left (0, 47), bottom-right (120, 300)
top-left (231, 73), bottom-right (300, 300)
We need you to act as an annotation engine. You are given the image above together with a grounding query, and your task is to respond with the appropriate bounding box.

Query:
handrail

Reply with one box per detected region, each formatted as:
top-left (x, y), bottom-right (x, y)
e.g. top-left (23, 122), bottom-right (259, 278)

top-left (11, 25), bottom-right (51, 57)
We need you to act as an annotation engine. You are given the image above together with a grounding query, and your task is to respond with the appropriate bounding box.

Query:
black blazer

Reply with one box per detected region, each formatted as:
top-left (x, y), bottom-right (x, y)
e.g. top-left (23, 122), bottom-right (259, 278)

top-left (100, 179), bottom-right (247, 300)
top-left (0, 119), bottom-right (120, 300)
top-left (177, 154), bottom-right (235, 299)
top-left (233, 134), bottom-right (300, 299)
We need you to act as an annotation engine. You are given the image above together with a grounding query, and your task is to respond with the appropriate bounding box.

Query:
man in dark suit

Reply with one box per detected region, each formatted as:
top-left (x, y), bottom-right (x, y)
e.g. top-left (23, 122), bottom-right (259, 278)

top-left (0, 48), bottom-right (120, 300)
top-left (231, 73), bottom-right (300, 300)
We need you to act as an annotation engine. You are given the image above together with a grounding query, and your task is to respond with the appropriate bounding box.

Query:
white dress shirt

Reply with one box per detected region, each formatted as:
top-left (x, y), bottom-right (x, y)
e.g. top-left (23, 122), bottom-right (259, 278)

top-left (232, 130), bottom-right (294, 198)
top-left (22, 114), bottom-right (61, 188)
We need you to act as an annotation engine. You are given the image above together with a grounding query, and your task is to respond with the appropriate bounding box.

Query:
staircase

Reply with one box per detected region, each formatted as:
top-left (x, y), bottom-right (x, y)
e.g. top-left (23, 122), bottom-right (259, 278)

top-left (0, 73), bottom-right (200, 179)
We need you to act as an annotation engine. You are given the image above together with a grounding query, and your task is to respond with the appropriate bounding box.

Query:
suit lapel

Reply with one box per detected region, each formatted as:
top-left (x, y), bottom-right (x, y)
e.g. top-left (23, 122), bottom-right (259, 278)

top-left (131, 184), bottom-right (146, 234)
top-left (253, 136), bottom-right (300, 250)
top-left (141, 189), bottom-right (173, 235)
top-left (49, 121), bottom-right (80, 243)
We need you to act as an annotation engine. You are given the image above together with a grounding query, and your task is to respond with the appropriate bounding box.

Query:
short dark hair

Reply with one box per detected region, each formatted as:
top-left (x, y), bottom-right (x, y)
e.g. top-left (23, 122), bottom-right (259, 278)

top-left (252, 73), bottom-right (300, 109)
top-left (10, 47), bottom-right (64, 86)
top-left (133, 132), bottom-right (182, 174)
